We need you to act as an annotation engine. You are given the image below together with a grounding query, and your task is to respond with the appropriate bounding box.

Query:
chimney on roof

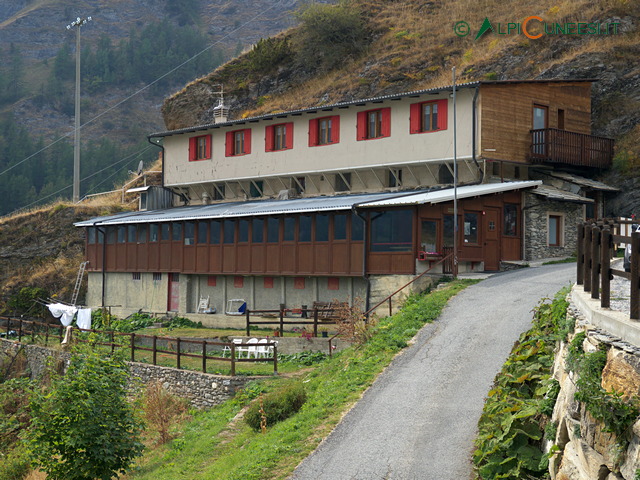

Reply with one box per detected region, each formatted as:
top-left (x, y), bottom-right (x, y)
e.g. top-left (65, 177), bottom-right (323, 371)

top-left (212, 84), bottom-right (229, 124)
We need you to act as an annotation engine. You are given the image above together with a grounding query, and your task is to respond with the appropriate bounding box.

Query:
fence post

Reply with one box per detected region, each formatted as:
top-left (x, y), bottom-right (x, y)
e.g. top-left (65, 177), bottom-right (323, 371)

top-left (591, 225), bottom-right (600, 300)
top-left (584, 224), bottom-right (593, 293)
top-left (5, 317), bottom-right (9, 338)
top-left (601, 226), bottom-right (611, 309)
top-left (18, 318), bottom-right (22, 342)
top-left (202, 340), bottom-right (206, 373)
top-left (577, 223), bottom-right (585, 285)
top-left (246, 308), bottom-right (251, 337)
top-left (313, 308), bottom-right (318, 337)
top-left (176, 337), bottom-right (181, 370)
top-left (388, 298), bottom-right (392, 317)
top-left (631, 230), bottom-right (640, 320)
top-left (279, 307), bottom-right (284, 336)
top-left (130, 333), bottom-right (135, 362)
top-left (152, 335), bottom-right (157, 365)
top-left (110, 331), bottom-right (115, 355)
top-left (231, 343), bottom-right (236, 376)
top-left (45, 323), bottom-right (49, 346)
top-left (273, 343), bottom-right (278, 375)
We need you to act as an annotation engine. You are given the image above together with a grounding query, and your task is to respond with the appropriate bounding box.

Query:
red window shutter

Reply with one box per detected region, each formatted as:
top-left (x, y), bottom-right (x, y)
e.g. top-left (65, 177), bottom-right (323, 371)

top-left (264, 277), bottom-right (274, 289)
top-left (381, 107), bottom-right (391, 137)
top-left (189, 137), bottom-right (197, 161)
top-left (328, 277), bottom-right (339, 290)
top-left (332, 115), bottom-right (340, 143)
top-left (437, 99), bottom-right (448, 130)
top-left (234, 276), bottom-right (244, 288)
top-left (294, 277), bottom-right (305, 289)
top-left (244, 129), bottom-right (252, 154)
top-left (409, 103), bottom-right (421, 134)
top-left (356, 111), bottom-right (367, 141)
top-left (207, 275), bottom-right (216, 287)
top-left (285, 123), bottom-right (294, 149)
top-left (265, 125), bottom-right (274, 152)
top-left (225, 131), bottom-right (234, 156)
top-left (205, 135), bottom-right (212, 158)
top-left (308, 119), bottom-right (319, 146)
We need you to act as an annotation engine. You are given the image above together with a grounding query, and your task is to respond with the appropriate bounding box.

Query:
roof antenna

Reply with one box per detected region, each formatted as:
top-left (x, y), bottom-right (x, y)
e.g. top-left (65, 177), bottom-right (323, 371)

top-left (211, 84), bottom-right (229, 123)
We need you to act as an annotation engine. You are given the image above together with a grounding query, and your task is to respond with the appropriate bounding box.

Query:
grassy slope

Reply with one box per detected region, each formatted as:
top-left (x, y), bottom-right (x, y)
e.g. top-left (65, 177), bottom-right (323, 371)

top-left (126, 279), bottom-right (477, 480)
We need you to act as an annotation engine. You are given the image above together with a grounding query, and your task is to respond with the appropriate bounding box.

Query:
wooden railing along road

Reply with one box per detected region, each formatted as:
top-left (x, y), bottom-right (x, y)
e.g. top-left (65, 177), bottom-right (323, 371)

top-left (0, 316), bottom-right (277, 376)
top-left (577, 219), bottom-right (639, 319)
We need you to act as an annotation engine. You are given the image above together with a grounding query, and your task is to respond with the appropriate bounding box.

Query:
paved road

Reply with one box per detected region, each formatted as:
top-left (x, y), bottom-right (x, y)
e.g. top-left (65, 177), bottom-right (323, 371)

top-left (290, 264), bottom-right (575, 480)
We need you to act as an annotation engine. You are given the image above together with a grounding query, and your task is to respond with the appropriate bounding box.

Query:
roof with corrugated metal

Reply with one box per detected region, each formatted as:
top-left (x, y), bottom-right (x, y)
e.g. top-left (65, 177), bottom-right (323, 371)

top-left (148, 79), bottom-right (594, 139)
top-left (75, 181), bottom-right (543, 227)
top-left (355, 181), bottom-right (542, 208)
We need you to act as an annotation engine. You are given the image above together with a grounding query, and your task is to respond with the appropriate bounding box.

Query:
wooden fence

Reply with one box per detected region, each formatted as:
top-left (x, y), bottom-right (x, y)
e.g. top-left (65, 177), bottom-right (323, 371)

top-left (0, 316), bottom-right (277, 376)
top-left (245, 307), bottom-right (337, 337)
top-left (577, 218), bottom-right (639, 319)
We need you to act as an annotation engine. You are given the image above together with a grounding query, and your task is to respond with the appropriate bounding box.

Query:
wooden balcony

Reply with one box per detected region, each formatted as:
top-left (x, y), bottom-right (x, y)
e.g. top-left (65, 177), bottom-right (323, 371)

top-left (530, 128), bottom-right (614, 168)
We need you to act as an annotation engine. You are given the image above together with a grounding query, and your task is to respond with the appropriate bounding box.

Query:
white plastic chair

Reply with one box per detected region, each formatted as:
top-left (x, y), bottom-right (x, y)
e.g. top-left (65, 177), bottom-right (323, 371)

top-left (257, 339), bottom-right (269, 358)
top-left (246, 338), bottom-right (259, 358)
top-left (224, 338), bottom-right (247, 358)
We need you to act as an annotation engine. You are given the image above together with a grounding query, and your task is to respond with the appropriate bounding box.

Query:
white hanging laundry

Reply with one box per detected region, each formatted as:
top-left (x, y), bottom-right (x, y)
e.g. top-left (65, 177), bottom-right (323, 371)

top-left (47, 303), bottom-right (78, 327)
top-left (76, 308), bottom-right (92, 330)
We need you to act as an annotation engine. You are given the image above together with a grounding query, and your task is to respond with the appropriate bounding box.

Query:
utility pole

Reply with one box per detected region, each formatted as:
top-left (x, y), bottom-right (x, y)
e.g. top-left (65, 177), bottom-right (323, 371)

top-left (452, 67), bottom-right (458, 278)
top-left (66, 16), bottom-right (91, 203)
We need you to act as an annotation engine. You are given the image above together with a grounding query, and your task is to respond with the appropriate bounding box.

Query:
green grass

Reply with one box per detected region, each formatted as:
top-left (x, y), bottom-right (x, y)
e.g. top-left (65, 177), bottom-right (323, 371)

top-left (542, 257), bottom-right (577, 265)
top-left (127, 279), bottom-right (478, 480)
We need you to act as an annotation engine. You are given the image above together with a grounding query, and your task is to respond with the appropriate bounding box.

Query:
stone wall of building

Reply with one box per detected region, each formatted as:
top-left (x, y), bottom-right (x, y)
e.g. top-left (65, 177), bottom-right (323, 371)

top-left (0, 339), bottom-right (253, 409)
top-left (524, 192), bottom-right (583, 260)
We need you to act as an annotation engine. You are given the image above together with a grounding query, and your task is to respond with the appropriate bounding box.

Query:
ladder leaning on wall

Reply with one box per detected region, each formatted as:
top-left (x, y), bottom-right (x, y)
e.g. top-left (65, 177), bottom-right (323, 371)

top-left (71, 261), bottom-right (89, 306)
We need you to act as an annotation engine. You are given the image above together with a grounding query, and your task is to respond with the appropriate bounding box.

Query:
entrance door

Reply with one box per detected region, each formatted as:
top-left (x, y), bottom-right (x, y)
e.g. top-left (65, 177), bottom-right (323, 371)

top-left (168, 273), bottom-right (180, 311)
top-left (484, 208), bottom-right (500, 271)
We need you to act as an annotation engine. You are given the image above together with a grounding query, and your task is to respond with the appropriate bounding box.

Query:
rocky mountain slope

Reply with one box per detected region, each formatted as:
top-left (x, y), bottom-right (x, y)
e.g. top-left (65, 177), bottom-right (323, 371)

top-left (161, 0), bottom-right (639, 213)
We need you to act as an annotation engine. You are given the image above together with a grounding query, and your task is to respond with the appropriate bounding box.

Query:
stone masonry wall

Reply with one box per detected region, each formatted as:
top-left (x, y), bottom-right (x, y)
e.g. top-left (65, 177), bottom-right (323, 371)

top-left (524, 192), bottom-right (583, 260)
top-left (0, 339), bottom-right (253, 409)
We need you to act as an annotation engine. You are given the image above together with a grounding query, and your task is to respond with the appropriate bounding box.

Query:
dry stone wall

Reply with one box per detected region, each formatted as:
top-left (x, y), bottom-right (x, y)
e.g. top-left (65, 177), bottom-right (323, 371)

top-left (0, 339), bottom-right (253, 409)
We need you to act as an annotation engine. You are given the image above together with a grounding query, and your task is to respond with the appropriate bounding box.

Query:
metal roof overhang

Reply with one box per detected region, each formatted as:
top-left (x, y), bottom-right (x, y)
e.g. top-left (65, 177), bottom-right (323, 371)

top-left (75, 182), bottom-right (542, 228)
top-left (355, 181), bottom-right (542, 208)
top-left (74, 191), bottom-right (422, 227)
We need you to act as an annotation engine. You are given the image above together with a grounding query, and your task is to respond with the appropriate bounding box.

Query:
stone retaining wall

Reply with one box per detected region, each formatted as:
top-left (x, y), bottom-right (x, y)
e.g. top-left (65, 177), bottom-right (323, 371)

top-left (0, 339), bottom-right (254, 409)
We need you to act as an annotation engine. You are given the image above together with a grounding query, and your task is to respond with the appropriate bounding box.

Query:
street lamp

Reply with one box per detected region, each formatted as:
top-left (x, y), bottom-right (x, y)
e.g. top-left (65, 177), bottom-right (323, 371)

top-left (66, 16), bottom-right (92, 203)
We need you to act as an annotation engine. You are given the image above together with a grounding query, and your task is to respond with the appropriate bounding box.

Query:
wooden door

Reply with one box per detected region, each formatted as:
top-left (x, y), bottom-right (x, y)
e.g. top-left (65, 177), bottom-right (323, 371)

top-left (168, 273), bottom-right (180, 311)
top-left (484, 208), bottom-right (501, 271)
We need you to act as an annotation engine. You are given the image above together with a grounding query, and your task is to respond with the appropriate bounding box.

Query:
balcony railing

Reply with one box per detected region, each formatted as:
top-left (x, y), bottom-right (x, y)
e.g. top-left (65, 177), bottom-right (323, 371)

top-left (530, 128), bottom-right (614, 168)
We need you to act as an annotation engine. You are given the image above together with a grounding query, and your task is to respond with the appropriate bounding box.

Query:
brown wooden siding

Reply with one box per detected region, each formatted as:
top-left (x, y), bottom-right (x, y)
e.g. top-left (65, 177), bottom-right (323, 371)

top-left (480, 82), bottom-right (592, 164)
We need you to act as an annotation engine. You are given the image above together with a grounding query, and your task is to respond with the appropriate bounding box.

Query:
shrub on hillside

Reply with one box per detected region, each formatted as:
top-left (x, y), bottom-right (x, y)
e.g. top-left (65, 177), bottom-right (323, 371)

top-left (245, 382), bottom-right (307, 431)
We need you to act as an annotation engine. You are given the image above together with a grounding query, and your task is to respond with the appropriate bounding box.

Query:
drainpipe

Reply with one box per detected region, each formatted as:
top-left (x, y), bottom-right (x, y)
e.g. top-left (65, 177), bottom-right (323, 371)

top-left (471, 85), bottom-right (484, 182)
top-left (147, 135), bottom-right (165, 187)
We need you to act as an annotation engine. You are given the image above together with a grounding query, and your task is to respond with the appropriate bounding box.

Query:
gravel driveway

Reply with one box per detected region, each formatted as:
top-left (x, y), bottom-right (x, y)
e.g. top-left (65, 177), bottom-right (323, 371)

top-left (290, 264), bottom-right (575, 480)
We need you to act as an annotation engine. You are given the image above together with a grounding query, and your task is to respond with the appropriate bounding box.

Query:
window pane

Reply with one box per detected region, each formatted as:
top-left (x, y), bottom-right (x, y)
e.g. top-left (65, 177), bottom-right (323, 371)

top-left (351, 214), bottom-right (364, 241)
top-left (107, 227), bottom-right (116, 244)
top-left (172, 222), bottom-right (182, 242)
top-left (161, 223), bottom-right (170, 241)
top-left (149, 224), bottom-right (159, 242)
top-left (284, 217), bottom-right (295, 241)
top-left (127, 225), bottom-right (137, 243)
top-left (118, 226), bottom-right (126, 243)
top-left (370, 210), bottom-right (413, 252)
top-left (252, 218), bottom-right (264, 243)
top-left (87, 227), bottom-right (96, 244)
top-left (238, 219), bottom-right (249, 242)
top-left (299, 215), bottom-right (311, 242)
top-left (210, 220), bottom-right (221, 244)
top-left (464, 213), bottom-right (478, 244)
top-left (315, 214), bottom-right (329, 242)
top-left (184, 221), bottom-right (195, 246)
top-left (267, 217), bottom-right (280, 243)
top-left (138, 224), bottom-right (147, 243)
top-left (198, 221), bottom-right (208, 244)
top-left (421, 220), bottom-right (437, 253)
top-left (224, 219), bottom-right (235, 244)
top-left (443, 215), bottom-right (456, 247)
top-left (504, 204), bottom-right (517, 236)
top-left (549, 216), bottom-right (559, 246)
top-left (423, 104), bottom-right (432, 131)
top-left (334, 214), bottom-right (347, 240)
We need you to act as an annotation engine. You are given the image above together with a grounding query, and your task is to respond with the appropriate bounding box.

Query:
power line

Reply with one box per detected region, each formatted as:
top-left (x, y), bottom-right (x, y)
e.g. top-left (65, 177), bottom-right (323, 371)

top-left (0, 0), bottom-right (285, 180)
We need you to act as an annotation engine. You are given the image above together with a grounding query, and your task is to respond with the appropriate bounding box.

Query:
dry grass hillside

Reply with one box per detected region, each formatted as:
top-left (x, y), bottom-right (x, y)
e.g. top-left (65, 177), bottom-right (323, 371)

top-left (162, 0), bottom-right (638, 151)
